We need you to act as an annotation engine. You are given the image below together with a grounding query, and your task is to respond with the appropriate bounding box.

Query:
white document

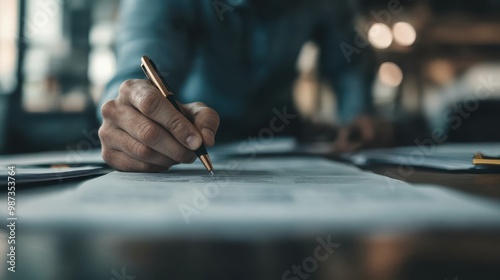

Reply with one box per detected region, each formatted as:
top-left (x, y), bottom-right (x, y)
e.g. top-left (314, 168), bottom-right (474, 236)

top-left (8, 157), bottom-right (500, 238)
top-left (0, 150), bottom-right (109, 183)
top-left (0, 149), bottom-right (104, 166)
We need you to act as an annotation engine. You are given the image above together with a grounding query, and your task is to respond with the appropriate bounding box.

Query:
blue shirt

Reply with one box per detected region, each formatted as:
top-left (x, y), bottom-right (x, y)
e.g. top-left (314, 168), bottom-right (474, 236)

top-left (100, 0), bottom-right (375, 138)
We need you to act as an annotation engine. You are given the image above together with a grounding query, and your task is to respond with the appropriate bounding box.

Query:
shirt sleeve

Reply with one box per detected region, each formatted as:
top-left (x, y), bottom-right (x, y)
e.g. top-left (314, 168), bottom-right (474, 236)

top-left (315, 0), bottom-right (376, 124)
top-left (97, 0), bottom-right (196, 122)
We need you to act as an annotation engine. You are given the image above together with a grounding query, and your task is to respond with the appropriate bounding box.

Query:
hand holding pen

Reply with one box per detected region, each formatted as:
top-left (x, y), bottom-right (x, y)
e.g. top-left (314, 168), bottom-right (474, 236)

top-left (99, 56), bottom-right (220, 173)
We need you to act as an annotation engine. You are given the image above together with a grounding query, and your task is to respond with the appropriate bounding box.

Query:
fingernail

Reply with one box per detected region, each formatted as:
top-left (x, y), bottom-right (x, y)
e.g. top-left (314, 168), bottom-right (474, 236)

top-left (186, 135), bottom-right (202, 150)
top-left (202, 128), bottom-right (215, 145)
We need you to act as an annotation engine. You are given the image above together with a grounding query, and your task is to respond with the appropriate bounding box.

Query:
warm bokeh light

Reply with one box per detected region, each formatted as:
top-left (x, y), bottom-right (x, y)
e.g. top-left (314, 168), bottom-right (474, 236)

top-left (393, 22), bottom-right (417, 46)
top-left (379, 62), bottom-right (403, 87)
top-left (368, 23), bottom-right (393, 49)
top-left (294, 42), bottom-right (320, 118)
top-left (426, 59), bottom-right (455, 85)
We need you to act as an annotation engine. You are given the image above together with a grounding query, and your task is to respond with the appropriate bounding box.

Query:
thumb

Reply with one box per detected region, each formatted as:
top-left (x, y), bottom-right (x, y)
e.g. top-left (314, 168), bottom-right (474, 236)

top-left (183, 102), bottom-right (220, 147)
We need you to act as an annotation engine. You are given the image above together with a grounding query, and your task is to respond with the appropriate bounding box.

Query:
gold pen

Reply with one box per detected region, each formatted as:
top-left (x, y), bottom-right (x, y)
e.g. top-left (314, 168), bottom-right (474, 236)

top-left (473, 153), bottom-right (500, 166)
top-left (140, 55), bottom-right (215, 176)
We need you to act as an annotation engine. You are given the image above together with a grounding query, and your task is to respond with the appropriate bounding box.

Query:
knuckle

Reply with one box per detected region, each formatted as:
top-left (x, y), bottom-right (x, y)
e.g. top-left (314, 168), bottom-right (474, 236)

top-left (101, 100), bottom-right (117, 119)
top-left (137, 84), bottom-right (152, 93)
top-left (101, 149), bottom-right (114, 164)
top-left (197, 107), bottom-right (220, 129)
top-left (131, 141), bottom-right (154, 159)
top-left (119, 80), bottom-right (135, 95)
top-left (137, 121), bottom-right (161, 146)
top-left (204, 108), bottom-right (220, 124)
top-left (191, 101), bottom-right (208, 108)
top-left (166, 117), bottom-right (189, 137)
top-left (139, 93), bottom-right (162, 117)
top-left (98, 126), bottom-right (109, 142)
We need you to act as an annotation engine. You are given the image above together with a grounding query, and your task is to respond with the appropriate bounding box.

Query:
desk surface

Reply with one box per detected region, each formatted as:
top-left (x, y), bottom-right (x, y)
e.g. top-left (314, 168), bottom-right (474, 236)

top-left (369, 166), bottom-right (500, 201)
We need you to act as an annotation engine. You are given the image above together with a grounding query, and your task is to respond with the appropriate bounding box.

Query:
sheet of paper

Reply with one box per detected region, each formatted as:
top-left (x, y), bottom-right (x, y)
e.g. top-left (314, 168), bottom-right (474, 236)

top-left (0, 149), bottom-right (104, 166)
top-left (0, 150), bottom-right (110, 183)
top-left (210, 137), bottom-right (335, 159)
top-left (3, 165), bottom-right (111, 184)
top-left (8, 156), bottom-right (500, 238)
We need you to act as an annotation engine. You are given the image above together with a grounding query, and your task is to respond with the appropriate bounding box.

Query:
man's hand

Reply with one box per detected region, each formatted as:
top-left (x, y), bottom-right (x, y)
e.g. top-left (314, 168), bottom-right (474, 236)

top-left (333, 115), bottom-right (394, 152)
top-left (99, 79), bottom-right (220, 172)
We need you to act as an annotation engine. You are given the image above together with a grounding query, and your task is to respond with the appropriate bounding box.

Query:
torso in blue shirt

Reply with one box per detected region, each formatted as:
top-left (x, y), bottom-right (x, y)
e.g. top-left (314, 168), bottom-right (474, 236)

top-left (102, 0), bottom-right (374, 138)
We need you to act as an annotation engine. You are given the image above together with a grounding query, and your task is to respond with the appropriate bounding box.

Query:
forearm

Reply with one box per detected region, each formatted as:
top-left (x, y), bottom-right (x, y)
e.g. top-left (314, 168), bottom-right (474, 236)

top-left (97, 0), bottom-right (194, 122)
top-left (332, 60), bottom-right (375, 124)
top-left (316, 0), bottom-right (376, 124)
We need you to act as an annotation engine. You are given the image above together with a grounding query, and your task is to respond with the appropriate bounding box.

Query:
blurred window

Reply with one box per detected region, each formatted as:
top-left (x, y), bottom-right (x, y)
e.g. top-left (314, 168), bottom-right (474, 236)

top-left (20, 0), bottom-right (118, 113)
top-left (0, 0), bottom-right (18, 94)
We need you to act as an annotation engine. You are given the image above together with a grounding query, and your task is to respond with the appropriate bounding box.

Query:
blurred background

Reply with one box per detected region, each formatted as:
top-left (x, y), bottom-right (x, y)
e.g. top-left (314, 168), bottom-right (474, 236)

top-left (1, 0), bottom-right (500, 154)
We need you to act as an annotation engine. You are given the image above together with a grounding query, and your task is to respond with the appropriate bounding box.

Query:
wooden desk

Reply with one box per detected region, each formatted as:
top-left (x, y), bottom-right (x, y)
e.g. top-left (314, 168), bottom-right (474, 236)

top-left (367, 166), bottom-right (500, 201)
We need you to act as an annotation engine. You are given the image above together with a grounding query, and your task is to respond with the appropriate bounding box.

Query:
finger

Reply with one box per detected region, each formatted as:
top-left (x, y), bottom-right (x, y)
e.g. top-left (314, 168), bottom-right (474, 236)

top-left (100, 124), bottom-right (186, 167)
top-left (333, 128), bottom-right (349, 152)
top-left (333, 128), bottom-right (363, 152)
top-left (104, 104), bottom-right (197, 164)
top-left (354, 117), bottom-right (375, 142)
top-left (183, 102), bottom-right (220, 147)
top-left (118, 80), bottom-right (203, 150)
top-left (101, 147), bottom-right (167, 173)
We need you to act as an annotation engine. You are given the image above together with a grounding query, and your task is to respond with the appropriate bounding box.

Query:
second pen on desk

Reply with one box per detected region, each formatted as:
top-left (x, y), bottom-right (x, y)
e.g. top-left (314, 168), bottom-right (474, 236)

top-left (140, 55), bottom-right (215, 176)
